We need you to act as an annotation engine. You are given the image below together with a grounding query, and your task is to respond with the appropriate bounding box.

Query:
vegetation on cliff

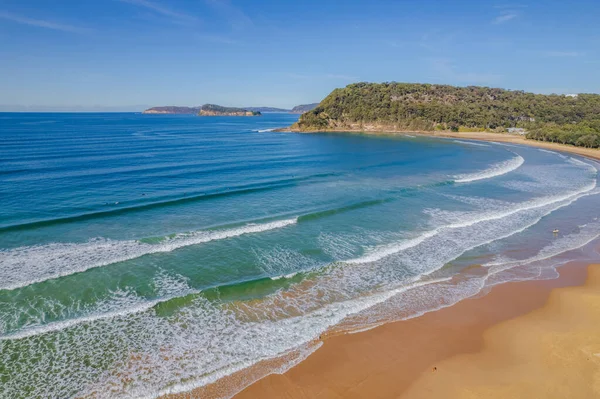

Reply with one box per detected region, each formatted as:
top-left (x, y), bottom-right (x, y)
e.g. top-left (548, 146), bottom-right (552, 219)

top-left (294, 83), bottom-right (600, 148)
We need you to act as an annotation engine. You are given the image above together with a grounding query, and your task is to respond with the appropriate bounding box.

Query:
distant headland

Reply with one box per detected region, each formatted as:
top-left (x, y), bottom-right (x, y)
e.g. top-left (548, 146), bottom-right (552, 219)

top-left (198, 104), bottom-right (261, 116)
top-left (143, 103), bottom-right (319, 116)
top-left (143, 104), bottom-right (259, 116)
top-left (142, 106), bottom-right (201, 115)
top-left (290, 103), bottom-right (320, 114)
top-left (289, 82), bottom-right (600, 149)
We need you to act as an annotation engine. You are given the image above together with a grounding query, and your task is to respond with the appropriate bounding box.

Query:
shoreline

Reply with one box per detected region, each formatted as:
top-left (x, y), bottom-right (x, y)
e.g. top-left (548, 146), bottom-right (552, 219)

top-left (162, 131), bottom-right (600, 399)
top-left (230, 132), bottom-right (599, 398)
top-left (277, 127), bottom-right (600, 161)
top-left (233, 261), bottom-right (600, 399)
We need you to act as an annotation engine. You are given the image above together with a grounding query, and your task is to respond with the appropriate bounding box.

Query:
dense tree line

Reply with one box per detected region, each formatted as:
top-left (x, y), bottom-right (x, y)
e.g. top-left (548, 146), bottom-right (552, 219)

top-left (295, 83), bottom-right (600, 148)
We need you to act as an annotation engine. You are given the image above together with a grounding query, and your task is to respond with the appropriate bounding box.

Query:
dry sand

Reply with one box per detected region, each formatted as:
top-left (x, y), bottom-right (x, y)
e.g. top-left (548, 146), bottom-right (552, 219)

top-left (403, 264), bottom-right (600, 399)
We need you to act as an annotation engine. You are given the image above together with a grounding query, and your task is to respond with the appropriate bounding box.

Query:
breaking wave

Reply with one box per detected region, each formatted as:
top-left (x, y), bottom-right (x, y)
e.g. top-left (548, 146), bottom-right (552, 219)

top-left (454, 153), bottom-right (524, 183)
top-left (0, 218), bottom-right (297, 291)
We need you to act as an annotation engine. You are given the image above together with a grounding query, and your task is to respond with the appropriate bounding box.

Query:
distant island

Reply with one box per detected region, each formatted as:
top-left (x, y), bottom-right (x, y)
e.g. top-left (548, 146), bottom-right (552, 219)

top-left (290, 103), bottom-right (319, 114)
top-left (198, 104), bottom-right (261, 116)
top-left (143, 103), bottom-right (319, 115)
top-left (244, 107), bottom-right (290, 113)
top-left (143, 104), bottom-right (260, 116)
top-left (291, 83), bottom-right (600, 149)
top-left (142, 106), bottom-right (201, 114)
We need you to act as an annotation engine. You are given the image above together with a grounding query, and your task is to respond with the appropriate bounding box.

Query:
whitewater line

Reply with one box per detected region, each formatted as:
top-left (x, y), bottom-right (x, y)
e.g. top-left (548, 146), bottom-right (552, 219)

top-left (454, 153), bottom-right (524, 183)
top-left (138, 276), bottom-right (455, 399)
top-left (7, 182), bottom-right (595, 340)
top-left (453, 140), bottom-right (489, 147)
top-left (0, 218), bottom-right (297, 292)
top-left (0, 289), bottom-right (200, 341)
top-left (347, 180), bottom-right (597, 264)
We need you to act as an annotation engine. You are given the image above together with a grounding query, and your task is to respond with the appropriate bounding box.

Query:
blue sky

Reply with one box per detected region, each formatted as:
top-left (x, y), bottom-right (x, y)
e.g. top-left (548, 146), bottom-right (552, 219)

top-left (1, 0), bottom-right (599, 111)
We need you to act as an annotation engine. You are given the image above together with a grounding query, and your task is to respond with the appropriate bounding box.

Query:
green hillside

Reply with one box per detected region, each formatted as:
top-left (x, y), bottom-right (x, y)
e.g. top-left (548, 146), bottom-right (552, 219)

top-left (294, 82), bottom-right (600, 148)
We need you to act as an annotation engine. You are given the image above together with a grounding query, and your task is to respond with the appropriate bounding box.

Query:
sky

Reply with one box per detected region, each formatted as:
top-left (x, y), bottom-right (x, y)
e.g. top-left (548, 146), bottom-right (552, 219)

top-left (0, 0), bottom-right (599, 111)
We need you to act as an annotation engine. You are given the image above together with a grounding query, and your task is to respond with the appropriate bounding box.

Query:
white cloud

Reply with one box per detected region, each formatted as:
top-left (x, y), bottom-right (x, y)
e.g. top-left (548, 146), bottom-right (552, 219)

top-left (0, 11), bottom-right (88, 33)
top-left (493, 12), bottom-right (518, 24)
top-left (119, 0), bottom-right (199, 24)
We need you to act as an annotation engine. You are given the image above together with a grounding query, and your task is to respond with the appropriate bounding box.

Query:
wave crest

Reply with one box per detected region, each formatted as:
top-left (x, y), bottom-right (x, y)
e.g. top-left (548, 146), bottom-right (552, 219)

top-left (454, 154), bottom-right (524, 183)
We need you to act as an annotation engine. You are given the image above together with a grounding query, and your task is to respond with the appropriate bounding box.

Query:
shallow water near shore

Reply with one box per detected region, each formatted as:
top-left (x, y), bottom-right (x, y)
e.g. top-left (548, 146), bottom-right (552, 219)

top-left (1, 113), bottom-right (600, 398)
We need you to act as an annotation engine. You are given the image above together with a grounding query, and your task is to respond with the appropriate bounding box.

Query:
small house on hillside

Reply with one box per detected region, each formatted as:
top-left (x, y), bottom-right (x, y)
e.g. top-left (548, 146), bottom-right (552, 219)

top-left (508, 128), bottom-right (527, 135)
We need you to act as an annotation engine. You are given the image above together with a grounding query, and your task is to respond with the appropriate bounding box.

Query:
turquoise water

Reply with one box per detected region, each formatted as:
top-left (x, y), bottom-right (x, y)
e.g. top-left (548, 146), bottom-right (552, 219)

top-left (1, 113), bottom-right (600, 398)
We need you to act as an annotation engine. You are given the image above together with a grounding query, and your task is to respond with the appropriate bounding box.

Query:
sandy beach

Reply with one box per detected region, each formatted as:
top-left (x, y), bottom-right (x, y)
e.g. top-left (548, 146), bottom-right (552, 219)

top-left (231, 262), bottom-right (599, 399)
top-left (159, 132), bottom-right (600, 399)
top-left (402, 263), bottom-right (600, 399)
top-left (232, 130), bottom-right (600, 399)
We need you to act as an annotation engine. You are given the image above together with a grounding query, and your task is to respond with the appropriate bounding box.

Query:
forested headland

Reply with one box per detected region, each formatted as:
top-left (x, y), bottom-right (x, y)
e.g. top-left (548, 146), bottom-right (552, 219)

top-left (293, 83), bottom-right (600, 148)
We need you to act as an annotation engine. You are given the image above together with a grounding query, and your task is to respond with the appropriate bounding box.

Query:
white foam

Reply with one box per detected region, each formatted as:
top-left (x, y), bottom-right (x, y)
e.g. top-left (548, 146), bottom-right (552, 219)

top-left (453, 140), bottom-right (489, 147)
top-left (485, 221), bottom-right (600, 273)
top-left (348, 180), bottom-right (596, 265)
top-left (454, 153), bottom-right (524, 183)
top-left (568, 157), bottom-right (598, 174)
top-left (0, 291), bottom-right (196, 341)
top-left (0, 271), bottom-right (197, 340)
top-left (270, 272), bottom-right (299, 280)
top-left (0, 218), bottom-right (297, 291)
top-left (3, 150), bottom-right (600, 399)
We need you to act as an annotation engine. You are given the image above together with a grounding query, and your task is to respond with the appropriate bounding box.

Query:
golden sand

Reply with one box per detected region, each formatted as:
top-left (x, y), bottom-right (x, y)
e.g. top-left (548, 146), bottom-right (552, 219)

top-left (403, 264), bottom-right (600, 399)
top-left (227, 263), bottom-right (599, 399)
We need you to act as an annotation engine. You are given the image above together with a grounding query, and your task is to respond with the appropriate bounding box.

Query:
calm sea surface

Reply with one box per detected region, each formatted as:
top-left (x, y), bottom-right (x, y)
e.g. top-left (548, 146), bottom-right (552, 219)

top-left (1, 113), bottom-right (599, 398)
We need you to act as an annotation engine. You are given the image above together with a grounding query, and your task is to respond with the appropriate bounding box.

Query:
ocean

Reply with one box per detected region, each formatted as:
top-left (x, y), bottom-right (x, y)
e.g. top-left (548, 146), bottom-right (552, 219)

top-left (1, 112), bottom-right (599, 398)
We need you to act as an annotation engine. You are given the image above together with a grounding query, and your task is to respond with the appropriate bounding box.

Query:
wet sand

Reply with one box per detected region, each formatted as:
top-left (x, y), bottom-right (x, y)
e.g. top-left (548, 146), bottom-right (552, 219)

top-left (232, 262), bottom-right (598, 399)
top-left (416, 130), bottom-right (600, 162)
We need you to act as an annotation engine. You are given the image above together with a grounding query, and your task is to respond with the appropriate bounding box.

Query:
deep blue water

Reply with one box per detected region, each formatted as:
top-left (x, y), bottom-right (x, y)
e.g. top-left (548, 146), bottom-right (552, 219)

top-left (1, 113), bottom-right (599, 398)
